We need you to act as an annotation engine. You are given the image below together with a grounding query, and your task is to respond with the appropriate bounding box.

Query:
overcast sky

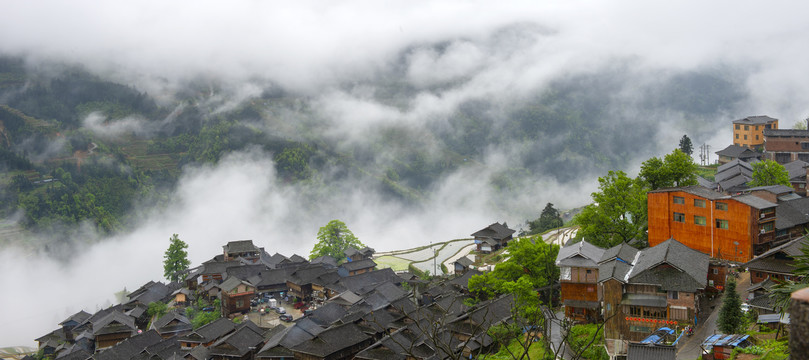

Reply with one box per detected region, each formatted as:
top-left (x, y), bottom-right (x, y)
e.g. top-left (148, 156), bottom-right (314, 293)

top-left (2, 0), bottom-right (809, 346)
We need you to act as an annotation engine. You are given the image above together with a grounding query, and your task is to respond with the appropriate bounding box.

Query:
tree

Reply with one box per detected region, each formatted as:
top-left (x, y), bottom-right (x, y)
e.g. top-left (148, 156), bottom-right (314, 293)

top-left (749, 160), bottom-right (790, 187)
top-left (468, 236), bottom-right (560, 302)
top-left (163, 233), bottom-right (190, 282)
top-left (574, 171), bottom-right (648, 248)
top-left (770, 240), bottom-right (809, 316)
top-left (638, 149), bottom-right (698, 190)
top-left (309, 219), bottom-right (365, 260)
top-left (717, 278), bottom-right (744, 334)
top-left (526, 202), bottom-right (564, 235)
top-left (793, 120), bottom-right (807, 130)
top-left (679, 134), bottom-right (694, 156)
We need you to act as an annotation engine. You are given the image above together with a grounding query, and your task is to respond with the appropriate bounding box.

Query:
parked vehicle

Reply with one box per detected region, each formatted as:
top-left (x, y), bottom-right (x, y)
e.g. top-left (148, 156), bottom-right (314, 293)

top-left (279, 314), bottom-right (293, 322)
top-left (275, 307), bottom-right (286, 314)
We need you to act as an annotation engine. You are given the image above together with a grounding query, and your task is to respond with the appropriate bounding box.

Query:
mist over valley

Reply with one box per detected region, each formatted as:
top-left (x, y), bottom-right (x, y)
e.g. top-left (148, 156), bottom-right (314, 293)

top-left (1, 0), bottom-right (809, 347)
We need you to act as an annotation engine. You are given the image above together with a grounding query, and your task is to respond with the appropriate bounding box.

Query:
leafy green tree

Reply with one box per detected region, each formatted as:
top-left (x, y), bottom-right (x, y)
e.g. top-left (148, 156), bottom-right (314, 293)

top-left (147, 301), bottom-right (168, 320)
top-left (163, 233), bottom-right (190, 282)
top-left (679, 135), bottom-right (694, 156)
top-left (793, 120), bottom-right (807, 130)
top-left (309, 219), bottom-right (365, 260)
top-left (638, 149), bottom-right (698, 190)
top-left (468, 236), bottom-right (559, 303)
top-left (717, 279), bottom-right (744, 334)
top-left (574, 171), bottom-right (647, 248)
top-left (749, 160), bottom-right (790, 187)
top-left (526, 202), bottom-right (564, 235)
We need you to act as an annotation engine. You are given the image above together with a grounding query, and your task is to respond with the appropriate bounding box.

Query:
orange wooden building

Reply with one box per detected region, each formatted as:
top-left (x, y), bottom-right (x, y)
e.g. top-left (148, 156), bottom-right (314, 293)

top-left (555, 240), bottom-right (605, 323)
top-left (648, 186), bottom-right (777, 262)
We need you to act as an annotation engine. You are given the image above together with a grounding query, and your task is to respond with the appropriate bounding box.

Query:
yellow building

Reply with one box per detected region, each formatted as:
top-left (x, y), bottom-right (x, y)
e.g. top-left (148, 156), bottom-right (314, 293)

top-left (733, 115), bottom-right (778, 149)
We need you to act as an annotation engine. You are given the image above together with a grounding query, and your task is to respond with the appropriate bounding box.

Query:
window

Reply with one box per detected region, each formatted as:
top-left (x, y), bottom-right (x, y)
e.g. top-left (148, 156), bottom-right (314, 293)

top-left (713, 268), bottom-right (719, 274)
top-left (756, 135), bottom-right (759, 140)
top-left (673, 196), bottom-right (685, 204)
top-left (802, 142), bottom-right (809, 150)
top-left (762, 222), bottom-right (774, 232)
top-left (745, 125), bottom-right (749, 130)
top-left (694, 199), bottom-right (706, 207)
top-left (629, 306), bottom-right (642, 316)
top-left (716, 202), bottom-right (728, 210)
top-left (776, 153), bottom-right (791, 163)
top-left (755, 126), bottom-right (759, 130)
top-left (674, 212), bottom-right (685, 223)
top-left (744, 135), bottom-right (748, 140)
top-left (801, 184), bottom-right (806, 189)
top-left (735, 124), bottom-right (740, 130)
top-left (709, 279), bottom-right (715, 286)
top-left (586, 269), bottom-right (592, 274)
top-left (735, 134), bottom-right (739, 139)
top-left (668, 291), bottom-right (679, 299)
top-left (560, 267), bottom-right (571, 280)
top-left (716, 219), bottom-right (729, 229)
top-left (762, 208), bottom-right (775, 215)
top-left (694, 215), bottom-right (707, 226)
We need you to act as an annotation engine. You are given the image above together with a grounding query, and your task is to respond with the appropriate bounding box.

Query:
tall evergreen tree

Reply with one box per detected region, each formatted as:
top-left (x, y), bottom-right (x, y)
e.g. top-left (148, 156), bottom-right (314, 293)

top-left (526, 202), bottom-right (564, 235)
top-left (717, 279), bottom-right (744, 334)
top-left (163, 233), bottom-right (190, 282)
top-left (679, 135), bottom-right (694, 156)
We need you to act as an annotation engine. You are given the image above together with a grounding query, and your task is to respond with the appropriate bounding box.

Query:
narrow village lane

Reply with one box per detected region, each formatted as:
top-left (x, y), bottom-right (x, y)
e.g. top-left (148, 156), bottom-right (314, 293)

top-left (676, 271), bottom-right (750, 359)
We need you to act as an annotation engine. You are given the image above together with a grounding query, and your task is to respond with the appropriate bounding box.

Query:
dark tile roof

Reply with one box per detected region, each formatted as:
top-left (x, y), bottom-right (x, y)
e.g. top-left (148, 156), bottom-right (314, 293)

top-left (776, 197), bottom-right (809, 230)
top-left (218, 276), bottom-right (254, 293)
top-left (209, 323), bottom-right (264, 358)
top-left (289, 254), bottom-right (308, 263)
top-left (784, 160), bottom-right (809, 178)
top-left (556, 240), bottom-right (605, 268)
top-left (744, 236), bottom-right (806, 274)
top-left (226, 264), bottom-right (268, 281)
top-left (290, 322), bottom-right (371, 358)
top-left (621, 293), bottom-right (667, 307)
top-left (715, 144), bottom-right (759, 159)
top-left (310, 255), bottom-right (338, 268)
top-left (734, 194), bottom-right (777, 210)
top-left (697, 176), bottom-right (717, 189)
top-left (763, 128), bottom-right (809, 137)
top-left (256, 326), bottom-right (295, 358)
top-left (265, 253), bottom-right (289, 267)
top-left (55, 349), bottom-right (92, 360)
top-left (344, 247), bottom-right (361, 257)
top-left (733, 115), bottom-right (778, 125)
top-left (359, 247), bottom-right (376, 256)
top-left (94, 330), bottom-right (162, 360)
top-left (748, 292), bottom-right (775, 311)
top-left (471, 222), bottom-right (515, 240)
top-left (719, 174), bottom-right (752, 192)
top-left (599, 243), bottom-right (639, 265)
top-left (127, 281), bottom-right (171, 305)
top-left (715, 164), bottom-right (753, 183)
top-left (60, 310), bottom-right (91, 326)
top-left (337, 268), bottom-right (402, 295)
top-left (186, 344), bottom-right (209, 360)
top-left (454, 256), bottom-right (474, 268)
top-left (92, 310), bottom-right (137, 336)
top-left (288, 264), bottom-right (337, 286)
top-left (648, 185), bottom-right (729, 200)
top-left (447, 269), bottom-right (482, 290)
top-left (627, 342), bottom-right (676, 360)
top-left (223, 240), bottom-right (259, 254)
top-left (341, 259), bottom-right (377, 272)
top-left (628, 238), bottom-right (708, 291)
top-left (179, 317), bottom-right (236, 344)
top-left (152, 310), bottom-right (191, 335)
top-left (248, 267), bottom-right (293, 288)
top-left (717, 158), bottom-right (754, 174)
top-left (308, 303), bottom-right (348, 326)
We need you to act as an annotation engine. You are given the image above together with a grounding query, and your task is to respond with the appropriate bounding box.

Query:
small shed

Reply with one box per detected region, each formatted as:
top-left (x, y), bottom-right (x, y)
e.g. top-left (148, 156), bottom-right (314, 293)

top-left (701, 334), bottom-right (751, 360)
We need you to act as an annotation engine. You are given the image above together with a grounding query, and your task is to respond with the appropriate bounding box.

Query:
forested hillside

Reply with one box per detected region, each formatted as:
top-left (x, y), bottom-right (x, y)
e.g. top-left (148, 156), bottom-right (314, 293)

top-left (0, 54), bottom-right (746, 247)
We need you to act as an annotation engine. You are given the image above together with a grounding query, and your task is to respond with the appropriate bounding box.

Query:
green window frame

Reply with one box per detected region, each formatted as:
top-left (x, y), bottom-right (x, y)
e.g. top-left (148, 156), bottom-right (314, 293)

top-left (673, 196), bottom-right (685, 204)
top-left (694, 199), bottom-right (706, 208)
top-left (694, 216), bottom-right (706, 226)
top-left (716, 202), bottom-right (727, 210)
top-left (716, 219), bottom-right (729, 229)
top-left (674, 212), bottom-right (685, 223)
